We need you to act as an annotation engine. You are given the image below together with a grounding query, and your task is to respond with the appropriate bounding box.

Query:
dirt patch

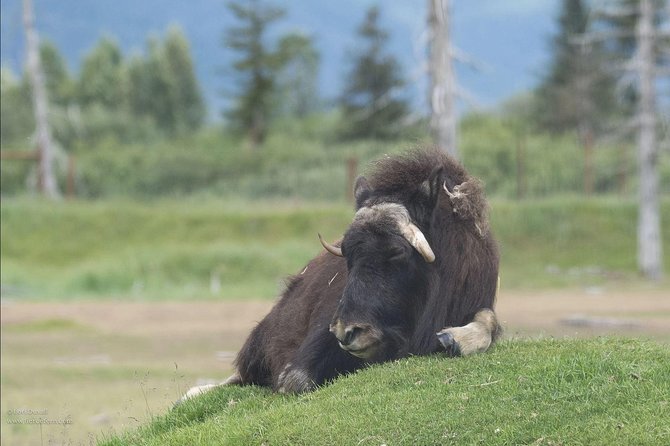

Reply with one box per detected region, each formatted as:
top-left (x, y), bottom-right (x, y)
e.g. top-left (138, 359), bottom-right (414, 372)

top-left (496, 288), bottom-right (670, 339)
top-left (0, 300), bottom-right (271, 337)
top-left (3, 289), bottom-right (668, 340)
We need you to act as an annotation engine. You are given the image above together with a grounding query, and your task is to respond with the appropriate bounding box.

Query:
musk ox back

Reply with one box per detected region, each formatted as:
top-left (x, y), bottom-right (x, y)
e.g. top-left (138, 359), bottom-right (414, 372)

top-left (183, 148), bottom-right (501, 398)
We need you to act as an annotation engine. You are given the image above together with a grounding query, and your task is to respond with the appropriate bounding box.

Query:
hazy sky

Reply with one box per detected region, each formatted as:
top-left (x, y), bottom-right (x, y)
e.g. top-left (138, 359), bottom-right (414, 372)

top-left (1, 0), bottom-right (559, 118)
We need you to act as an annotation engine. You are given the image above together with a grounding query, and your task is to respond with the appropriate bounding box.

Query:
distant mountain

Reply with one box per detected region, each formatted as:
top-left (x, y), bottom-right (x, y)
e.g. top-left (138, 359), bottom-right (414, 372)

top-left (1, 0), bottom-right (557, 120)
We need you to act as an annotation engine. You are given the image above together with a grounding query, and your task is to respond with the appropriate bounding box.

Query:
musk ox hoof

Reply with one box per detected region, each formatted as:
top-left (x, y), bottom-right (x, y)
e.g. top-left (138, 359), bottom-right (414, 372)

top-left (277, 364), bottom-right (315, 394)
top-left (175, 383), bottom-right (219, 406)
top-left (437, 330), bottom-right (462, 357)
top-left (175, 372), bottom-right (242, 406)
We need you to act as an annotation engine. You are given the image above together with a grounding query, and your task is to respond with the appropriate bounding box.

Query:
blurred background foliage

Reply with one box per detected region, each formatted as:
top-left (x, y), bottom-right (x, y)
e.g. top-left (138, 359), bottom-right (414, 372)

top-left (1, 0), bottom-right (669, 299)
top-left (2, 1), bottom-right (668, 201)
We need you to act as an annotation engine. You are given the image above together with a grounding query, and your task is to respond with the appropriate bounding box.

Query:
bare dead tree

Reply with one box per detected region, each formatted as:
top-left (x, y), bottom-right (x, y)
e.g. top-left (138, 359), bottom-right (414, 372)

top-left (427, 0), bottom-right (458, 158)
top-left (636, 0), bottom-right (663, 280)
top-left (588, 0), bottom-right (666, 280)
top-left (23, 0), bottom-right (60, 199)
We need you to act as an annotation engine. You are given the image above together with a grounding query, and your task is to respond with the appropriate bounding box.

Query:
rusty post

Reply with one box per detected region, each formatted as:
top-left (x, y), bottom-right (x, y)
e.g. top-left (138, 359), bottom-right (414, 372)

top-left (582, 128), bottom-right (594, 196)
top-left (66, 154), bottom-right (76, 199)
top-left (346, 156), bottom-right (358, 203)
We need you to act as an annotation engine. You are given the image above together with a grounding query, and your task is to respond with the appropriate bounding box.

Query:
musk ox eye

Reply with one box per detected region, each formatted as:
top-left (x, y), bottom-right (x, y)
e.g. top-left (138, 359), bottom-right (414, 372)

top-left (387, 246), bottom-right (409, 263)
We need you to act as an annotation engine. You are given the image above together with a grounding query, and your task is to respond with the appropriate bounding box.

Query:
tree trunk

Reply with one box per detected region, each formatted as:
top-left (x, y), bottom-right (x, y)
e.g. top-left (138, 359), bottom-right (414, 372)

top-left (636, 0), bottom-right (663, 280)
top-left (23, 0), bottom-right (59, 199)
top-left (428, 0), bottom-right (458, 159)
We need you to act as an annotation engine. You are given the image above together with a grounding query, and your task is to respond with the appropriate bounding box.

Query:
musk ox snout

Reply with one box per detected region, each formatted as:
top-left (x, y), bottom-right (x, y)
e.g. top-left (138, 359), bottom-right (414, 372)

top-left (329, 319), bottom-right (382, 359)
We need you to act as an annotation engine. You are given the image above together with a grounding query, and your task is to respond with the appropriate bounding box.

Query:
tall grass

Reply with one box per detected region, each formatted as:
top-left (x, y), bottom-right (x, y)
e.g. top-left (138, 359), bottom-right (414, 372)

top-left (0, 199), bottom-right (351, 299)
top-left (492, 196), bottom-right (670, 288)
top-left (1, 197), bottom-right (668, 300)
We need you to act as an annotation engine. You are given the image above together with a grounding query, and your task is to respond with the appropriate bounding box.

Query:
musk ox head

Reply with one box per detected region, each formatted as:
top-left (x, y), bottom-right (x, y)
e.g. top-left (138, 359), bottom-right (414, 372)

top-left (319, 149), bottom-right (495, 363)
top-left (320, 177), bottom-right (436, 362)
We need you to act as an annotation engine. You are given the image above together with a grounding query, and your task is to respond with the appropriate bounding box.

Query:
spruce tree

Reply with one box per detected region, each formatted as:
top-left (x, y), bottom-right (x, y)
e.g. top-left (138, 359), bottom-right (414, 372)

top-left (39, 40), bottom-right (73, 106)
top-left (77, 37), bottom-right (124, 109)
top-left (276, 33), bottom-right (320, 118)
top-left (125, 52), bottom-right (154, 121)
top-left (339, 6), bottom-right (408, 140)
top-left (535, 0), bottom-right (619, 134)
top-left (223, 0), bottom-right (285, 150)
top-left (125, 28), bottom-right (205, 136)
top-left (163, 26), bottom-right (206, 133)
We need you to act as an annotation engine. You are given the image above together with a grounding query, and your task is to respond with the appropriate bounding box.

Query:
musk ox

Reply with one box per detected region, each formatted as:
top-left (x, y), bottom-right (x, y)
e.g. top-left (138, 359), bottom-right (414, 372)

top-left (183, 148), bottom-right (501, 398)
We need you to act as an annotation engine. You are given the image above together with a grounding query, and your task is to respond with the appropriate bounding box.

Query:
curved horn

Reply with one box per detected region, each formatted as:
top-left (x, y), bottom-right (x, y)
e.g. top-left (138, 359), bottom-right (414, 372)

top-left (318, 233), bottom-right (343, 257)
top-left (399, 223), bottom-right (436, 263)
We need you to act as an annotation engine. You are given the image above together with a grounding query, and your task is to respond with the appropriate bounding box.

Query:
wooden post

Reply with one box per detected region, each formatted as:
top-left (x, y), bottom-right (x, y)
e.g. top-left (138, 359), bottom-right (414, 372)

top-left (346, 156), bottom-right (358, 203)
top-left (582, 128), bottom-right (594, 196)
top-left (66, 155), bottom-right (76, 199)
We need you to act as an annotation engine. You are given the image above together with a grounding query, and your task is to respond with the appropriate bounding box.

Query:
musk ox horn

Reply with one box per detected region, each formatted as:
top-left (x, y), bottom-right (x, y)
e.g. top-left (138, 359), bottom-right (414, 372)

top-left (318, 233), bottom-right (343, 257)
top-left (399, 223), bottom-right (436, 263)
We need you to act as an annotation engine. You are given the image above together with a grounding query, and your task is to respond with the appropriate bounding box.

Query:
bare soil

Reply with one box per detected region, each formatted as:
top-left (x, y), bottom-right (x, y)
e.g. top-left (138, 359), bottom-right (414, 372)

top-left (1, 288), bottom-right (668, 445)
top-left (3, 288), bottom-right (668, 340)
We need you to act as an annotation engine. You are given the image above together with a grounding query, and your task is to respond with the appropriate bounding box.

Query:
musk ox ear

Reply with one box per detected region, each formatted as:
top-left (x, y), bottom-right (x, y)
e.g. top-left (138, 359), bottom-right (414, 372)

top-left (354, 176), bottom-right (372, 209)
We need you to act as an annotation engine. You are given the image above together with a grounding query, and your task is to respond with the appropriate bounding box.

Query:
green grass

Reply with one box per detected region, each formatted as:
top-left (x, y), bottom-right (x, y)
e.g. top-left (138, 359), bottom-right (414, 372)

top-left (0, 198), bottom-right (352, 299)
top-left (100, 338), bottom-right (670, 446)
top-left (1, 197), bottom-right (669, 299)
top-left (492, 196), bottom-right (670, 288)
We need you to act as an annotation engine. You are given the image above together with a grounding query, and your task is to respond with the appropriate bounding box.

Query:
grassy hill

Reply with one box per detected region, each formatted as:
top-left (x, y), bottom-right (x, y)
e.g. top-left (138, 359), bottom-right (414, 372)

top-left (1, 197), bottom-right (669, 300)
top-left (100, 338), bottom-right (670, 445)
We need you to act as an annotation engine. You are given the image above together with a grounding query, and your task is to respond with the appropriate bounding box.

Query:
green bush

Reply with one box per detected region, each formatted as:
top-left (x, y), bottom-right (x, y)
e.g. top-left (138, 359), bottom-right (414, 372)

top-left (3, 112), bottom-right (668, 200)
top-left (459, 113), bottom-right (653, 198)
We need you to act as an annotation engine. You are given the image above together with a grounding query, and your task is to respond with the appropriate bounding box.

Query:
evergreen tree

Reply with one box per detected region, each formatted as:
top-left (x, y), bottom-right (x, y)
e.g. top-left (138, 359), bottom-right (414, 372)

top-left (0, 68), bottom-right (34, 145)
top-left (276, 33), bottom-right (320, 118)
top-left (163, 26), bottom-right (206, 132)
top-left (339, 6), bottom-right (409, 140)
top-left (125, 52), bottom-right (154, 119)
top-left (77, 37), bottom-right (124, 109)
top-left (125, 28), bottom-right (205, 136)
top-left (39, 40), bottom-right (73, 106)
top-left (143, 36), bottom-right (179, 133)
top-left (535, 0), bottom-right (620, 135)
top-left (223, 0), bottom-right (285, 149)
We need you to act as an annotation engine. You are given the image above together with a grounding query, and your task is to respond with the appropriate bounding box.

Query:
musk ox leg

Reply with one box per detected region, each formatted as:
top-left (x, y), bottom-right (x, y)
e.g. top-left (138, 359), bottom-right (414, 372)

top-left (276, 326), bottom-right (362, 394)
top-left (436, 309), bottom-right (500, 357)
top-left (178, 372), bottom-right (242, 403)
top-left (277, 362), bottom-right (315, 394)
